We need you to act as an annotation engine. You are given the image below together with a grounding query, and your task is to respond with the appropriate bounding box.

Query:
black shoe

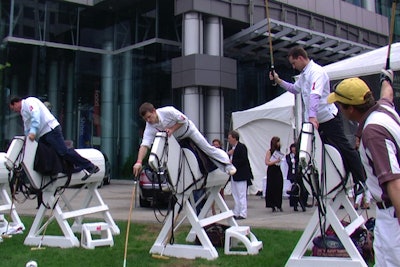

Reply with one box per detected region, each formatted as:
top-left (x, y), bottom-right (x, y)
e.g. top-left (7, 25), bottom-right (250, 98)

top-left (302, 207), bottom-right (306, 212)
top-left (82, 165), bottom-right (100, 181)
top-left (272, 207), bottom-right (276, 212)
top-left (278, 207), bottom-right (283, 212)
top-left (294, 207), bottom-right (298, 211)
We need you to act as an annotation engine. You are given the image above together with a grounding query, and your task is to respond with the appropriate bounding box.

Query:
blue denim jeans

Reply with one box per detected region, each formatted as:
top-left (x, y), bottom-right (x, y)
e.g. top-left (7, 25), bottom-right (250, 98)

top-left (39, 126), bottom-right (93, 171)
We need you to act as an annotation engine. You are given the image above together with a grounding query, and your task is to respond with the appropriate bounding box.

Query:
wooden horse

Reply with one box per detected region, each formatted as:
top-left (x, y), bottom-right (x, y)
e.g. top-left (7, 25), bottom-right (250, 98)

top-left (286, 122), bottom-right (367, 267)
top-left (148, 132), bottom-right (262, 259)
top-left (4, 136), bottom-right (119, 248)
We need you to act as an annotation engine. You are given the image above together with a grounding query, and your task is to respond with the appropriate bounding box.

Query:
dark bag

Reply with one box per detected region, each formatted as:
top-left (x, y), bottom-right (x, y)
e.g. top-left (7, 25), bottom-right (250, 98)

top-left (195, 223), bottom-right (229, 247)
top-left (312, 219), bottom-right (375, 261)
top-left (34, 141), bottom-right (64, 176)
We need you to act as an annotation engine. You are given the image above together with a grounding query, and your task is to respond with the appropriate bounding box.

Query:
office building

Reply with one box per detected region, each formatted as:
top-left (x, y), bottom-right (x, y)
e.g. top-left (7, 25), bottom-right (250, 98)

top-left (0, 0), bottom-right (397, 177)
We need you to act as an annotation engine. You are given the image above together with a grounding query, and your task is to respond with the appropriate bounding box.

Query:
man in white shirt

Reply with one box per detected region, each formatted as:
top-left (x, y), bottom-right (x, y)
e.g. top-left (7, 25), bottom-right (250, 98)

top-left (269, 46), bottom-right (366, 194)
top-left (9, 96), bottom-right (99, 179)
top-left (132, 102), bottom-right (236, 177)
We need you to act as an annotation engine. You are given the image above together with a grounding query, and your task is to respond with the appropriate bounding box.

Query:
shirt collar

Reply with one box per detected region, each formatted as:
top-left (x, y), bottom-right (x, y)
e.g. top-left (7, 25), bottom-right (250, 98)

top-left (356, 102), bottom-right (379, 138)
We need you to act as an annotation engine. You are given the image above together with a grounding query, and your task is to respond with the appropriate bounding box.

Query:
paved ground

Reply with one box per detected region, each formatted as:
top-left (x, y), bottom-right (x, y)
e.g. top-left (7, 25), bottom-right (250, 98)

top-left (13, 179), bottom-right (375, 231)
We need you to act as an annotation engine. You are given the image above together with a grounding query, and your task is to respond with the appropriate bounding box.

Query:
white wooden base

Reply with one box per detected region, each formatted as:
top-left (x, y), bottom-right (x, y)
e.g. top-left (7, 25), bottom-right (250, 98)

top-left (24, 183), bottom-right (119, 248)
top-left (286, 191), bottom-right (367, 267)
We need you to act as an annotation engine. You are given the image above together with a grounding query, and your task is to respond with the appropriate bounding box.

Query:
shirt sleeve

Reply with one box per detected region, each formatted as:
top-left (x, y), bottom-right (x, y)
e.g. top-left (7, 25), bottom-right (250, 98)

top-left (308, 71), bottom-right (325, 97)
top-left (362, 124), bottom-right (400, 186)
top-left (24, 100), bottom-right (41, 136)
top-left (309, 94), bottom-right (320, 118)
top-left (280, 80), bottom-right (300, 94)
top-left (171, 107), bottom-right (188, 124)
top-left (141, 123), bottom-right (158, 147)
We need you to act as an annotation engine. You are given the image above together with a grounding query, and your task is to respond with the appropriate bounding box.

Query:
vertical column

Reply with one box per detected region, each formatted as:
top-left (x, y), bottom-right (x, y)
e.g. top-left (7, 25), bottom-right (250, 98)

top-left (120, 51), bottom-right (133, 166)
top-left (101, 42), bottom-right (114, 164)
top-left (48, 61), bottom-right (58, 115)
top-left (65, 62), bottom-right (74, 140)
top-left (7, 76), bottom-right (19, 138)
top-left (204, 16), bottom-right (224, 143)
top-left (182, 12), bottom-right (203, 129)
top-left (363, 0), bottom-right (375, 12)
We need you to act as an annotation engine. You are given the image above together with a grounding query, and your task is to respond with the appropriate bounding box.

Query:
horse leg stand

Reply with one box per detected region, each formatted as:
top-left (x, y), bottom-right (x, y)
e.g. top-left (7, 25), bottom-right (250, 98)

top-left (150, 189), bottom-right (221, 260)
top-left (150, 185), bottom-right (262, 260)
top-left (0, 153), bottom-right (25, 232)
top-left (24, 184), bottom-right (120, 248)
top-left (0, 183), bottom-right (25, 232)
top-left (285, 190), bottom-right (367, 267)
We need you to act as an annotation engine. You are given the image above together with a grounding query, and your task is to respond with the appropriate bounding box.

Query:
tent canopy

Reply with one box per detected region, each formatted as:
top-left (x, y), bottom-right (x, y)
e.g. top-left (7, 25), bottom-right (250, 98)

top-left (231, 92), bottom-right (295, 194)
top-left (324, 42), bottom-right (400, 80)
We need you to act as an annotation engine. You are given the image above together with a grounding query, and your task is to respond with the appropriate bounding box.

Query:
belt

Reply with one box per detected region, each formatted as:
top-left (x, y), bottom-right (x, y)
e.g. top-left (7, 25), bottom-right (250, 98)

top-left (176, 123), bottom-right (190, 139)
top-left (376, 200), bottom-right (393, 209)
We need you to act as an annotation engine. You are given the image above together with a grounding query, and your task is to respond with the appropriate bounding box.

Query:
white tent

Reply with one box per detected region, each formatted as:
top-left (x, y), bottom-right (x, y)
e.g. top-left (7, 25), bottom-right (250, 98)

top-left (324, 42), bottom-right (400, 80)
top-left (231, 92), bottom-right (296, 194)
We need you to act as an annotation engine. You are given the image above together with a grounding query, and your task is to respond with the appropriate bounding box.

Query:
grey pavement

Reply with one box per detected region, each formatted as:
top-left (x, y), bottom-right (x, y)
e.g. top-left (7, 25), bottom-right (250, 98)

top-left (14, 179), bottom-right (375, 231)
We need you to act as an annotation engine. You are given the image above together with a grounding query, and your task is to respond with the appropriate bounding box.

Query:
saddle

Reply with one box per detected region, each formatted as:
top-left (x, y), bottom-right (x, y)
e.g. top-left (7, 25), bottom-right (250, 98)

top-left (178, 138), bottom-right (217, 175)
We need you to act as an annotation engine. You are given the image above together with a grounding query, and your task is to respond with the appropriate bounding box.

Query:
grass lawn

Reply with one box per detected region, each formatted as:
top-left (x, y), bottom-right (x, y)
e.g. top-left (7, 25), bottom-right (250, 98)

top-left (2, 216), bottom-right (303, 267)
top-left (1, 216), bottom-right (373, 267)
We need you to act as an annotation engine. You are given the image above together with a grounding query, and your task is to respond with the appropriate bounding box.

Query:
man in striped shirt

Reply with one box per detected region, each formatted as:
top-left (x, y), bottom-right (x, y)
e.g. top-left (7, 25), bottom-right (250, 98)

top-left (327, 69), bottom-right (400, 267)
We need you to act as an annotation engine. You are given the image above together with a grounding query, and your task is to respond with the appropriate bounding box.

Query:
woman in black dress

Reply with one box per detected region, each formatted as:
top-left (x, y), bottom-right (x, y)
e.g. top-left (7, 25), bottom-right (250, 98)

top-left (265, 136), bottom-right (284, 212)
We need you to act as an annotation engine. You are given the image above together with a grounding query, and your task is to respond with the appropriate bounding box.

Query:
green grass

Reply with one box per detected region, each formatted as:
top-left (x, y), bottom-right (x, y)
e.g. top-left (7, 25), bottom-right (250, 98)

top-left (2, 216), bottom-right (302, 267)
top-left (1, 216), bottom-right (373, 267)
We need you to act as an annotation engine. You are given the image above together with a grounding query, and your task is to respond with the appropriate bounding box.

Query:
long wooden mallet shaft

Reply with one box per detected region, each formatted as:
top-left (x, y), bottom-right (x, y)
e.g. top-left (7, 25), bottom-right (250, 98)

top-left (386, 0), bottom-right (397, 69)
top-left (265, 0), bottom-right (274, 69)
top-left (265, 0), bottom-right (277, 86)
top-left (123, 180), bottom-right (137, 267)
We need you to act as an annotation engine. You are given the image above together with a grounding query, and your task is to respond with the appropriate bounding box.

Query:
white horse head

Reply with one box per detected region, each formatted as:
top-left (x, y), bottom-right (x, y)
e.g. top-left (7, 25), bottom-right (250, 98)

top-left (148, 132), bottom-right (228, 195)
top-left (299, 123), bottom-right (351, 199)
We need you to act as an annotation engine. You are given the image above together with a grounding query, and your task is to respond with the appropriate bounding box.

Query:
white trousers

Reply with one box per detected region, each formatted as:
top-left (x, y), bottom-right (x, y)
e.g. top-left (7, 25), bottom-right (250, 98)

top-left (180, 121), bottom-right (231, 169)
top-left (231, 178), bottom-right (247, 218)
top-left (374, 206), bottom-right (400, 267)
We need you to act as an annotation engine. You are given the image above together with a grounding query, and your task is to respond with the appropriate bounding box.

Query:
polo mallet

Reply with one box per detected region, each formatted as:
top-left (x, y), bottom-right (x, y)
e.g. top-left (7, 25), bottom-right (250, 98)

top-left (31, 193), bottom-right (61, 251)
top-left (123, 178), bottom-right (138, 267)
top-left (265, 0), bottom-right (277, 86)
top-left (386, 0), bottom-right (397, 70)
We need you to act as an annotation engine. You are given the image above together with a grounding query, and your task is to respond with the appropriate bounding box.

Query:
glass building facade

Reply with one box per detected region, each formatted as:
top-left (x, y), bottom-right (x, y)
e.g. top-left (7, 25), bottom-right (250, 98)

top-left (0, 0), bottom-right (397, 178)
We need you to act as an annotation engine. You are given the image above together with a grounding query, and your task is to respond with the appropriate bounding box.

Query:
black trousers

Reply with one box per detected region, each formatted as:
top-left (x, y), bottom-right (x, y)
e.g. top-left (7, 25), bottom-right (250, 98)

top-left (318, 113), bottom-right (365, 184)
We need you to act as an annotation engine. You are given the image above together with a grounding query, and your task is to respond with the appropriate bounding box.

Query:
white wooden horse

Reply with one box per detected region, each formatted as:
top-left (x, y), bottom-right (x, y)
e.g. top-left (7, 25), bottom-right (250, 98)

top-left (4, 136), bottom-right (120, 248)
top-left (148, 132), bottom-right (262, 259)
top-left (286, 122), bottom-right (367, 267)
top-left (0, 151), bottom-right (25, 233)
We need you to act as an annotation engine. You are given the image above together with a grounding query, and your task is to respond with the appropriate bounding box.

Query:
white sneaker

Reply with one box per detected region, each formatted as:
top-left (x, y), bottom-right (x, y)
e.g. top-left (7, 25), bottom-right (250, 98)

top-left (225, 165), bottom-right (237, 176)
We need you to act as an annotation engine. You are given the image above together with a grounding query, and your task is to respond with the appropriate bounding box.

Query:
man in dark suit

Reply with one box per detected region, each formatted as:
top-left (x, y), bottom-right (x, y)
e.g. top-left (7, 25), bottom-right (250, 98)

top-left (227, 130), bottom-right (254, 220)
